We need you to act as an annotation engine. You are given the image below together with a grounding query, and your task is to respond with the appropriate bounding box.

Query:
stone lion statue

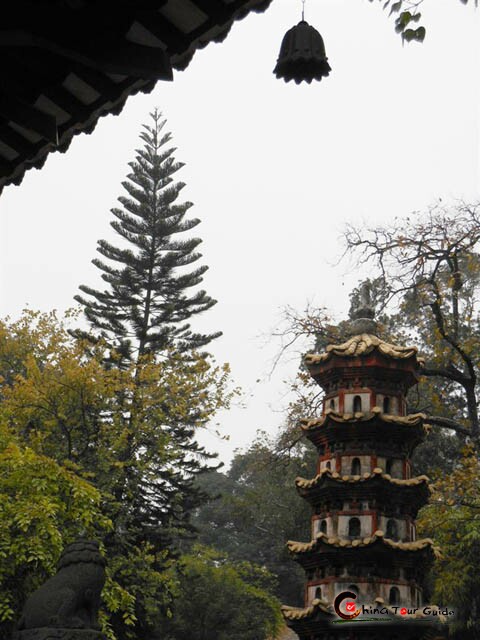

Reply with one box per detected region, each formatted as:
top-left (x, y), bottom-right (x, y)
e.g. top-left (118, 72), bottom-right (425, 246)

top-left (17, 539), bottom-right (106, 631)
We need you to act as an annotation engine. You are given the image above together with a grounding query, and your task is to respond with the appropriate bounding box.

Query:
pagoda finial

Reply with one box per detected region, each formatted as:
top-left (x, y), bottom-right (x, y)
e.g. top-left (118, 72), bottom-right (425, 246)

top-left (350, 281), bottom-right (375, 320)
top-left (346, 280), bottom-right (378, 336)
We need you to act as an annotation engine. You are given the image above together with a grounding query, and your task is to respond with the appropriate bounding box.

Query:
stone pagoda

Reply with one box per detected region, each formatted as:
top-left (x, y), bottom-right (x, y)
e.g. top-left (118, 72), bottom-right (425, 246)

top-left (281, 293), bottom-right (446, 640)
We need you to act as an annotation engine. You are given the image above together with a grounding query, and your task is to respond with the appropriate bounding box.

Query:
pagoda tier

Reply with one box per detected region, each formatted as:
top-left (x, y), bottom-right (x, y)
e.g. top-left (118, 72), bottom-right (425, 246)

top-left (287, 533), bottom-right (438, 634)
top-left (304, 333), bottom-right (422, 394)
top-left (281, 306), bottom-right (446, 639)
top-left (288, 532), bottom-right (437, 571)
top-left (282, 600), bottom-right (446, 640)
top-left (301, 409), bottom-right (428, 456)
top-left (296, 468), bottom-right (430, 520)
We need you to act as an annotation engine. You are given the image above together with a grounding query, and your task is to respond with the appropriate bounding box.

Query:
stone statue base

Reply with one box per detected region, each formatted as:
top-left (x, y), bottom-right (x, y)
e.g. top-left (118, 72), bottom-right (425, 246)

top-left (14, 629), bottom-right (105, 640)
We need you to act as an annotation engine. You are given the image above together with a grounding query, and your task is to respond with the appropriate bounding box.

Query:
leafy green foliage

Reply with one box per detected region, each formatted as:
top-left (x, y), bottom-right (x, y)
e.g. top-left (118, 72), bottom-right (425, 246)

top-left (0, 310), bottom-right (234, 640)
top-left (159, 546), bottom-right (282, 640)
top-left (0, 420), bottom-right (111, 639)
top-left (103, 543), bottom-right (178, 640)
top-left (193, 438), bottom-right (316, 606)
top-left (370, 0), bottom-right (475, 43)
top-left (417, 445), bottom-right (480, 636)
top-left (370, 0), bottom-right (425, 42)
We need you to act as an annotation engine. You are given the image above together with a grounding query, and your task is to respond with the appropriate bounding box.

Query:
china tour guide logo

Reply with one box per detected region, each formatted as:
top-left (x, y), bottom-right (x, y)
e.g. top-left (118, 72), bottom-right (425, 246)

top-left (333, 590), bottom-right (454, 623)
top-left (334, 591), bottom-right (361, 620)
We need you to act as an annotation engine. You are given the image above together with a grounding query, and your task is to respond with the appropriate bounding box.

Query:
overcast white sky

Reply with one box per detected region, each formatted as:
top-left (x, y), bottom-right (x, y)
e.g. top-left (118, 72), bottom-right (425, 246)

top-left (0, 0), bottom-right (479, 465)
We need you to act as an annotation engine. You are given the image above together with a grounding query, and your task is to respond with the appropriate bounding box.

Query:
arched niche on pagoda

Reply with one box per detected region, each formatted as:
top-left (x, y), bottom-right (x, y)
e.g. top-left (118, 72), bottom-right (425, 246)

top-left (377, 456), bottom-right (405, 478)
top-left (313, 513), bottom-right (414, 542)
top-left (313, 517), bottom-right (330, 537)
top-left (377, 393), bottom-right (401, 415)
top-left (339, 454), bottom-right (373, 476)
top-left (381, 516), bottom-right (410, 541)
top-left (318, 454), bottom-right (409, 479)
top-left (344, 392), bottom-right (370, 413)
top-left (306, 571), bottom-right (425, 609)
top-left (337, 515), bottom-right (371, 539)
top-left (326, 395), bottom-right (339, 412)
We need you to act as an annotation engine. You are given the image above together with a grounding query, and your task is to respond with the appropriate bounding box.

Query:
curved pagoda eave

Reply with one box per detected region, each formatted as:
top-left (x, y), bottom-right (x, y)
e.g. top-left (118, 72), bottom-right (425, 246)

top-left (305, 333), bottom-right (422, 364)
top-left (287, 533), bottom-right (439, 571)
top-left (281, 599), bottom-right (333, 622)
top-left (300, 409), bottom-right (428, 451)
top-left (304, 334), bottom-right (423, 390)
top-left (295, 468), bottom-right (430, 513)
top-left (281, 600), bottom-right (335, 635)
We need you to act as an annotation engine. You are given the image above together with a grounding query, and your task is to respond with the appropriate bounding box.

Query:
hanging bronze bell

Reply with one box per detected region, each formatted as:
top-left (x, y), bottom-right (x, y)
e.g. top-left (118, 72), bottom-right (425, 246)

top-left (273, 20), bottom-right (331, 84)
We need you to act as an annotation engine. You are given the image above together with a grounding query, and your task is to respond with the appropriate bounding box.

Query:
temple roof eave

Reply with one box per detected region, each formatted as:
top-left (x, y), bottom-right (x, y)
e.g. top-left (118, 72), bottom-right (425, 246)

top-left (287, 532), bottom-right (440, 557)
top-left (300, 408), bottom-right (429, 432)
top-left (281, 598), bottom-right (333, 621)
top-left (0, 0), bottom-right (275, 191)
top-left (295, 468), bottom-right (430, 491)
top-left (304, 334), bottom-right (423, 365)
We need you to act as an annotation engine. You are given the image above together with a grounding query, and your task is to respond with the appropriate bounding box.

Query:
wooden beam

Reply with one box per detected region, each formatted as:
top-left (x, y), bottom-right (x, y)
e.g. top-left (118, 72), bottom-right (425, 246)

top-left (188, 0), bottom-right (270, 43)
top-left (2, 5), bottom-right (173, 79)
top-left (0, 157), bottom-right (15, 178)
top-left (135, 13), bottom-right (191, 54)
top-left (69, 65), bottom-right (126, 102)
top-left (0, 123), bottom-right (34, 156)
top-left (91, 41), bottom-right (172, 79)
top-left (192, 0), bottom-right (231, 25)
top-left (0, 93), bottom-right (57, 144)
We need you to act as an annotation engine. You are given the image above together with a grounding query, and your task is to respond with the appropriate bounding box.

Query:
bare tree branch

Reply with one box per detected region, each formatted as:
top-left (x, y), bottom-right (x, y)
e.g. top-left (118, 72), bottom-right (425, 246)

top-left (421, 365), bottom-right (469, 385)
top-left (426, 415), bottom-right (471, 436)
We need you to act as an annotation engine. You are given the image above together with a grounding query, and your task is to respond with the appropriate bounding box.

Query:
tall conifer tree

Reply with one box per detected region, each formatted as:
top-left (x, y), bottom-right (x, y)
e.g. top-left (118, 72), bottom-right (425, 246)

top-left (75, 109), bottom-right (221, 362)
top-left (73, 112), bottom-right (224, 589)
